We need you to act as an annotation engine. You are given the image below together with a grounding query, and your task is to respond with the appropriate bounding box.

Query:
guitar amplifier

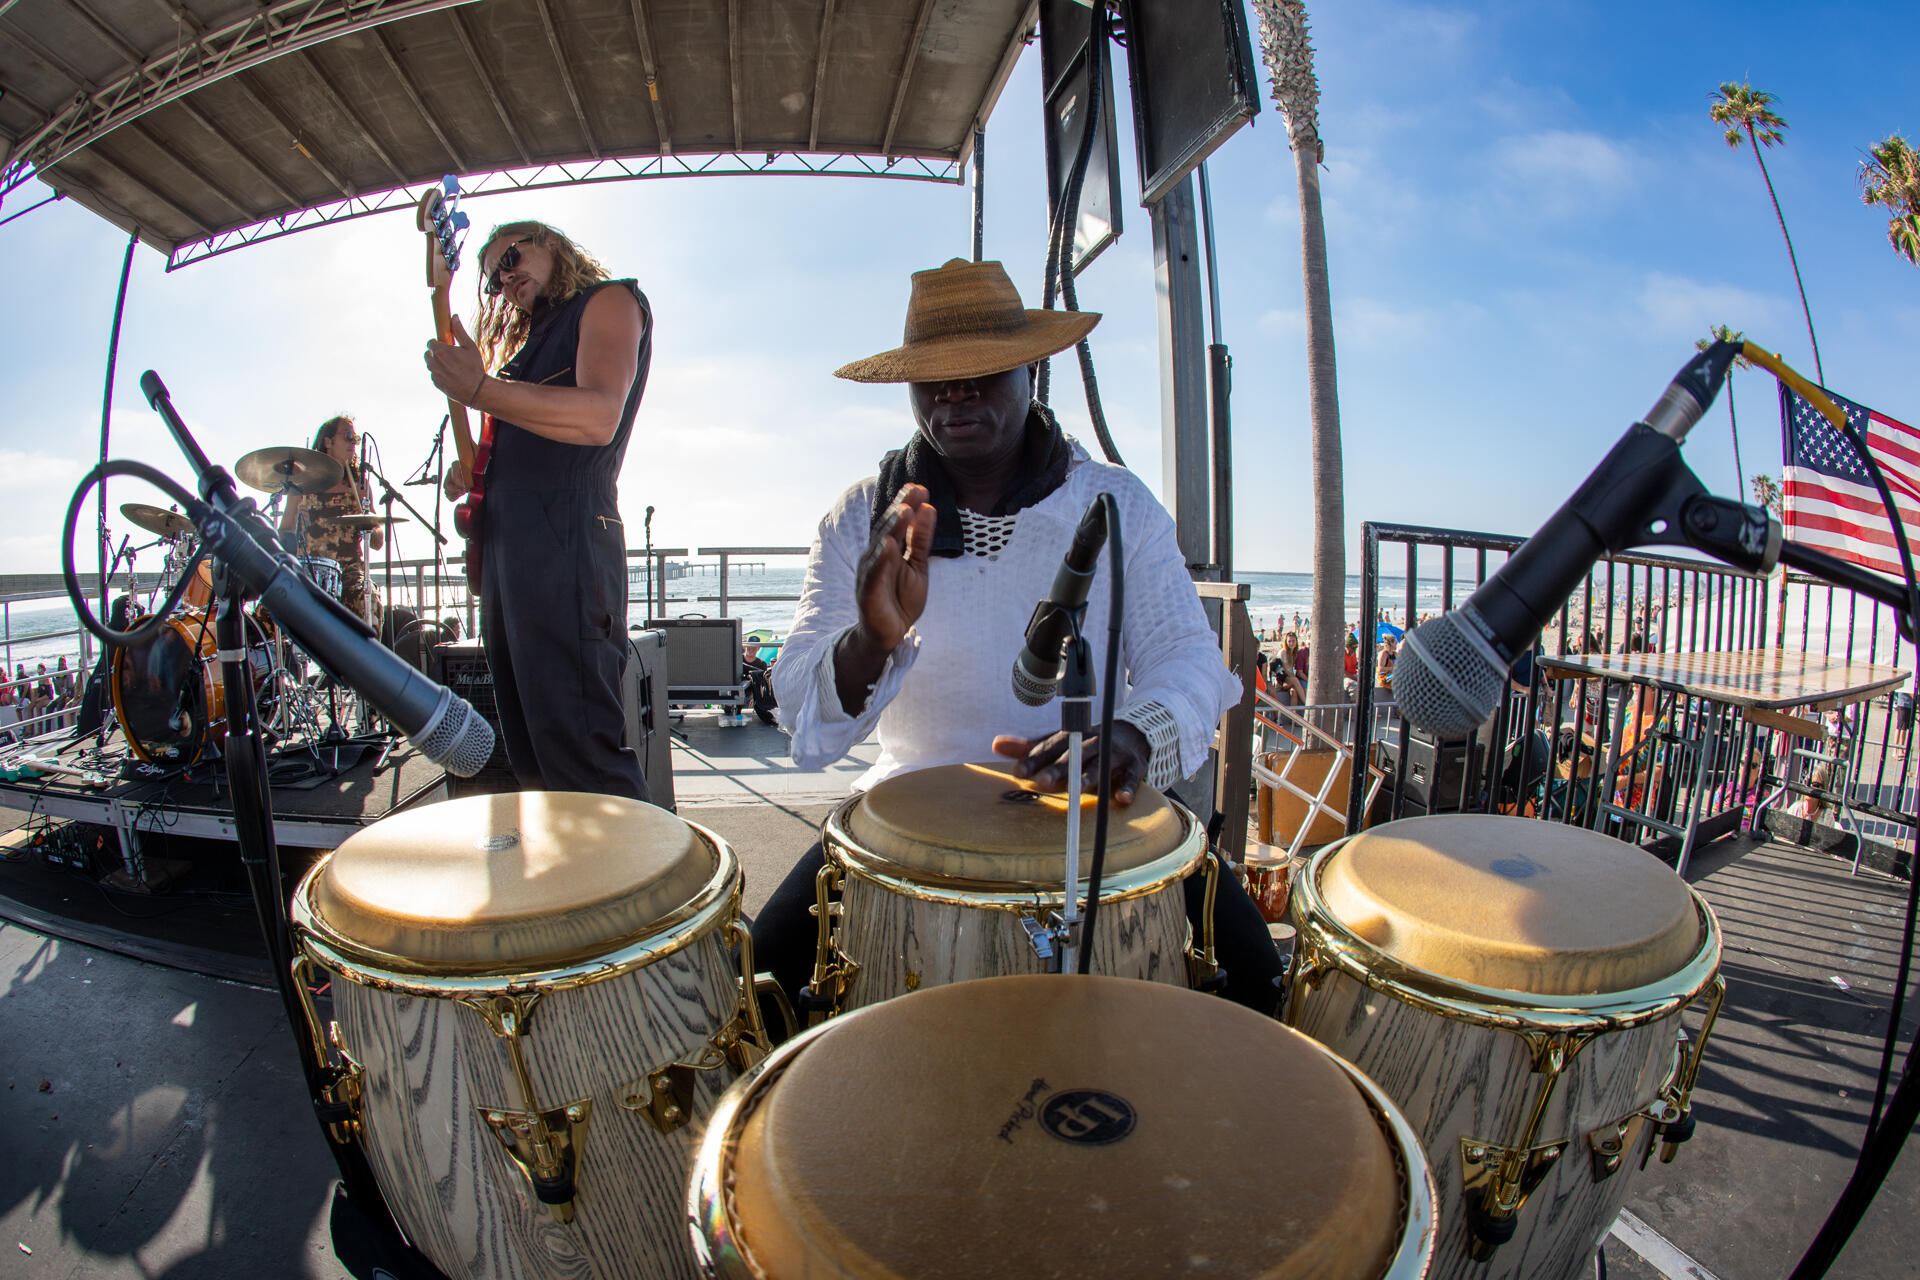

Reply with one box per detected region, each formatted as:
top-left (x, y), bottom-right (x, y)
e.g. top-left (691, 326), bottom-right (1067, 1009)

top-left (427, 636), bottom-right (675, 808)
top-left (427, 640), bottom-right (515, 797)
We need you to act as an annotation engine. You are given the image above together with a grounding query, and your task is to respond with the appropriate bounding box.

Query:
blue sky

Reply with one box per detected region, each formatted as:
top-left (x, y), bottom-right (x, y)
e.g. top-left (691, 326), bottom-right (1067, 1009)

top-left (1, 0), bottom-right (1914, 579)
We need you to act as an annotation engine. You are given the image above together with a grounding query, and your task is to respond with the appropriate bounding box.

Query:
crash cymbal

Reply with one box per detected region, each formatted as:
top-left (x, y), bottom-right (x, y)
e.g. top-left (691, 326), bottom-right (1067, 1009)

top-left (120, 502), bottom-right (195, 539)
top-left (320, 512), bottom-right (394, 530)
top-left (235, 446), bottom-right (344, 495)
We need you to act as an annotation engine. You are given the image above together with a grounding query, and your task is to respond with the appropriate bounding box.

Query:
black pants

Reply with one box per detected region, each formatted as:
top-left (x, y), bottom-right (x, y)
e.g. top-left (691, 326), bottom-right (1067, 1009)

top-left (750, 839), bottom-right (1285, 1027)
top-left (481, 490), bottom-right (646, 801)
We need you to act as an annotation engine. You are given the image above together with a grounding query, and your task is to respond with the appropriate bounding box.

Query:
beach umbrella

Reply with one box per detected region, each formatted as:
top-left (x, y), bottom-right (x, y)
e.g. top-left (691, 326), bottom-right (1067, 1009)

top-left (1376, 621), bottom-right (1405, 643)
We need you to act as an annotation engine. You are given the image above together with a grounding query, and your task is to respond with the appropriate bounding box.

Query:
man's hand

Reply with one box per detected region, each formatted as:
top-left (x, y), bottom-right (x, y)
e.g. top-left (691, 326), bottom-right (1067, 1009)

top-left (833, 484), bottom-right (935, 715)
top-left (854, 483), bottom-right (935, 652)
top-left (443, 459), bottom-right (473, 501)
top-left (993, 720), bottom-right (1152, 806)
top-left (426, 315), bottom-right (488, 406)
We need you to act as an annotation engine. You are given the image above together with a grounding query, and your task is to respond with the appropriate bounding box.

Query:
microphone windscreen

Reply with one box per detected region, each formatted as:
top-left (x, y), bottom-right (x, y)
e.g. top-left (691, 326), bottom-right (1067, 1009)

top-left (413, 688), bottom-right (498, 777)
top-left (1011, 656), bottom-right (1058, 707)
top-left (1394, 616), bottom-right (1507, 740)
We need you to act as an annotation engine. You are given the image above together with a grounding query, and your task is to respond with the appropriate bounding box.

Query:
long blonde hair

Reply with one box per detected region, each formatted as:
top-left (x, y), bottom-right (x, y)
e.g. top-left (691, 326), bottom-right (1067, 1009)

top-left (475, 221), bottom-right (611, 368)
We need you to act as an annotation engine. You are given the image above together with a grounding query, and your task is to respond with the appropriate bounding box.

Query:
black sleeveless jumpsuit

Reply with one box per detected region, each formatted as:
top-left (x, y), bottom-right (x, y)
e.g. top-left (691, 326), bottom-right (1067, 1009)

top-left (480, 279), bottom-right (651, 801)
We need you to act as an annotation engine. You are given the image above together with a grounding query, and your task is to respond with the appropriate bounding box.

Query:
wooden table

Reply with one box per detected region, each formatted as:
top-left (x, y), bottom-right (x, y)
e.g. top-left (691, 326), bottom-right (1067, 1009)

top-left (1538, 649), bottom-right (1908, 872)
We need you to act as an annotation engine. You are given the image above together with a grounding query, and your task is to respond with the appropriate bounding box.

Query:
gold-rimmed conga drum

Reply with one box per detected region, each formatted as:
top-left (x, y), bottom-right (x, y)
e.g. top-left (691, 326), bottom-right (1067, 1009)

top-left (810, 763), bottom-right (1212, 1012)
top-left (1287, 815), bottom-right (1724, 1280)
top-left (290, 792), bottom-right (770, 1280)
top-left (689, 974), bottom-right (1437, 1279)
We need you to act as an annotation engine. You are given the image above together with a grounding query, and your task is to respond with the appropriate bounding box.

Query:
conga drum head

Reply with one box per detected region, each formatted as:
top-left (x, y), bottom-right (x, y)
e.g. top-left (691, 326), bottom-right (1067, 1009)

top-left (844, 763), bottom-right (1186, 882)
top-left (720, 975), bottom-right (1415, 1280)
top-left (1317, 814), bottom-right (1701, 996)
top-left (302, 791), bottom-right (719, 973)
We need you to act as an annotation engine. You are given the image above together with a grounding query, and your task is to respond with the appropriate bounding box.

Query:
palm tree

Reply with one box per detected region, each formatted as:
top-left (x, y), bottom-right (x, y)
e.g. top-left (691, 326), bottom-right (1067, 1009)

top-left (1697, 324), bottom-right (1754, 495)
top-left (1752, 473), bottom-right (1784, 516)
top-left (1859, 134), bottom-right (1920, 267)
top-left (1709, 83), bottom-right (1824, 384)
top-left (1253, 0), bottom-right (1346, 709)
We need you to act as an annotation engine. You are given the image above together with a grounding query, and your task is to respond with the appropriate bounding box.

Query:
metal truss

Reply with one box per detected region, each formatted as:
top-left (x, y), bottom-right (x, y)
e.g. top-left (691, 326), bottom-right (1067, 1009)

top-left (164, 149), bottom-right (960, 269)
top-left (2, 0), bottom-right (477, 191)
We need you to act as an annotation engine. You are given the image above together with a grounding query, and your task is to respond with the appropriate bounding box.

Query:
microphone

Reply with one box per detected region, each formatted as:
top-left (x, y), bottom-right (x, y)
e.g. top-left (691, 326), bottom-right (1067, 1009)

top-left (1395, 342), bottom-right (1744, 738)
top-left (1012, 496), bottom-right (1110, 706)
top-left (139, 373), bottom-right (496, 776)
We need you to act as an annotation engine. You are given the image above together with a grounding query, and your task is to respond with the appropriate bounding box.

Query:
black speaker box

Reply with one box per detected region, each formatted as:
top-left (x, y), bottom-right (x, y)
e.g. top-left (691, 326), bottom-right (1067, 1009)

top-left (1392, 725), bottom-right (1481, 818)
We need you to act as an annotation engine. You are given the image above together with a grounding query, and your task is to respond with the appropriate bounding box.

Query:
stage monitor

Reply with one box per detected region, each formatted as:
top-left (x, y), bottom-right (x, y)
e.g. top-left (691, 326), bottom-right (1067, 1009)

top-left (1039, 0), bottom-right (1124, 275)
top-left (1121, 0), bottom-right (1260, 206)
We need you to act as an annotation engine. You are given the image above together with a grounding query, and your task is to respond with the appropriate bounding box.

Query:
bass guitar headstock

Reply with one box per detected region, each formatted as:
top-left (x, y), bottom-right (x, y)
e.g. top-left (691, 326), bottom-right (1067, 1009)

top-left (415, 174), bottom-right (470, 290)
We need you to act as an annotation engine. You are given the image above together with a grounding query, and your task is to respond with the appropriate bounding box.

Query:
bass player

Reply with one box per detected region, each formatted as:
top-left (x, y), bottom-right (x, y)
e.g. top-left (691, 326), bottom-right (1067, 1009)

top-left (426, 220), bottom-right (652, 801)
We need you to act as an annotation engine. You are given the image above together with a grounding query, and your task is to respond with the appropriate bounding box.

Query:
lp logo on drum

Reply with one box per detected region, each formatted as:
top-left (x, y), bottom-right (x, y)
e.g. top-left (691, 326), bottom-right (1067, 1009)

top-left (1040, 1090), bottom-right (1136, 1145)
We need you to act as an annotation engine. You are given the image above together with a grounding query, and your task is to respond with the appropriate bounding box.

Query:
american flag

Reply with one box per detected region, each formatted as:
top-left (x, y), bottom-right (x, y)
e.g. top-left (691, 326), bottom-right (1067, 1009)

top-left (1781, 383), bottom-right (1920, 579)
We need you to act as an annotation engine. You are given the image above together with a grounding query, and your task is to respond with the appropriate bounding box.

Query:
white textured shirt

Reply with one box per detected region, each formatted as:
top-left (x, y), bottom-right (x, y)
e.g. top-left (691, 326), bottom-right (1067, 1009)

top-left (774, 442), bottom-right (1239, 793)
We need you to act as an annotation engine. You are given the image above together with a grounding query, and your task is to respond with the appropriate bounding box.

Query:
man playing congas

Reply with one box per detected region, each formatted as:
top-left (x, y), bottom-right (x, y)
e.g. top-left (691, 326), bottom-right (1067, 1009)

top-left (759, 258), bottom-right (1280, 1012)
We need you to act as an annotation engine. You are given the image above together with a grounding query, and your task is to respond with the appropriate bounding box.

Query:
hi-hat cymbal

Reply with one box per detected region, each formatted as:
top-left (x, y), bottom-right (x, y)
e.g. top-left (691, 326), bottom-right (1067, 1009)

top-left (120, 502), bottom-right (195, 539)
top-left (320, 512), bottom-right (395, 530)
top-left (235, 446), bottom-right (344, 495)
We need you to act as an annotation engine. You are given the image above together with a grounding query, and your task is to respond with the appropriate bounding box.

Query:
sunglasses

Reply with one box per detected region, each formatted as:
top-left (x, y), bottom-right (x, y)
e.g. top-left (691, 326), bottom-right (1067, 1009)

top-left (484, 237), bottom-right (537, 297)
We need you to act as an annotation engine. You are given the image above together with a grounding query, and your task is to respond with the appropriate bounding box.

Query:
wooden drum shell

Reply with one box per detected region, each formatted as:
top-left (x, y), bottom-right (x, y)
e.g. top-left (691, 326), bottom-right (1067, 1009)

top-left (1287, 836), bottom-right (1722, 1280)
top-left (293, 825), bottom-right (748, 1280)
top-left (820, 793), bottom-right (1207, 1011)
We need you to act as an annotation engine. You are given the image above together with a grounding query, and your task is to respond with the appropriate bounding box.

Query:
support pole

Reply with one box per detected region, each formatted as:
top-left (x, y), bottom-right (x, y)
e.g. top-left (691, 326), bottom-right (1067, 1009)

top-left (1150, 176), bottom-right (1212, 577)
top-left (970, 125), bottom-right (985, 262)
top-left (1197, 161), bottom-right (1233, 579)
top-left (99, 231), bottom-right (139, 625)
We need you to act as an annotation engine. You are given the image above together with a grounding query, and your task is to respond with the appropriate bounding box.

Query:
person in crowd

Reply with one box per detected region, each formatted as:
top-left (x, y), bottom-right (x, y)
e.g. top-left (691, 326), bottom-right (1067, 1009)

top-left (755, 257), bottom-right (1279, 1017)
top-left (430, 220), bottom-right (653, 800)
top-left (741, 638), bottom-right (778, 726)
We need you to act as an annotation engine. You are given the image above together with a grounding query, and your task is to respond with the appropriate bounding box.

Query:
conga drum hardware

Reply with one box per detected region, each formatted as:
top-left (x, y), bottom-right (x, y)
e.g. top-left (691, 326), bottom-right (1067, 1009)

top-left (1287, 814), bottom-right (1726, 1280)
top-left (291, 792), bottom-right (765, 1280)
top-left (809, 764), bottom-right (1213, 1017)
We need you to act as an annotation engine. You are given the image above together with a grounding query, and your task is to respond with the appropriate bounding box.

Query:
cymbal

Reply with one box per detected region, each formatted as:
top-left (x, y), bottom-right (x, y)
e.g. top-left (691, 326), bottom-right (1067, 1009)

top-left (235, 446), bottom-right (344, 495)
top-left (121, 502), bottom-right (194, 538)
top-left (320, 512), bottom-right (394, 530)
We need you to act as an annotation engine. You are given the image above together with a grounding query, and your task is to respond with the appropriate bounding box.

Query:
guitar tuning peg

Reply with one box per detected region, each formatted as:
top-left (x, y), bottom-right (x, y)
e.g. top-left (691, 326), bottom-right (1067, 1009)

top-left (441, 174), bottom-right (459, 195)
top-left (452, 211), bottom-right (470, 230)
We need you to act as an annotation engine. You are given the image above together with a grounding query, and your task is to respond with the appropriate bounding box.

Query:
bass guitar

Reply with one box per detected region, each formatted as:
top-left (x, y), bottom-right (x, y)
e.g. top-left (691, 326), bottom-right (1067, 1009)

top-left (416, 176), bottom-right (487, 581)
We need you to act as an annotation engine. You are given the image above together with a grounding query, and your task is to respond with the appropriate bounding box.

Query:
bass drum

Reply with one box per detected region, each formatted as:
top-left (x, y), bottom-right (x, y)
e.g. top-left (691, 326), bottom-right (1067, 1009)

top-left (293, 792), bottom-right (771, 1280)
top-left (1287, 815), bottom-right (1724, 1280)
top-left (690, 974), bottom-right (1437, 1279)
top-left (813, 763), bottom-right (1211, 1014)
top-left (110, 610), bottom-right (274, 766)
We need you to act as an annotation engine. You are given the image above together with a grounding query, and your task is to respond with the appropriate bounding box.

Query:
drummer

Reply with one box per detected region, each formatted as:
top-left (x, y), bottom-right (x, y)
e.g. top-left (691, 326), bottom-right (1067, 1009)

top-left (279, 415), bottom-right (383, 622)
top-left (758, 258), bottom-right (1281, 1013)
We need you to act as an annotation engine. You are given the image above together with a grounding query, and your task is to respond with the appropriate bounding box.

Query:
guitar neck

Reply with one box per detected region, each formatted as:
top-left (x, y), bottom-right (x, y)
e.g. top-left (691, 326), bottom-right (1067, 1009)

top-left (432, 287), bottom-right (479, 469)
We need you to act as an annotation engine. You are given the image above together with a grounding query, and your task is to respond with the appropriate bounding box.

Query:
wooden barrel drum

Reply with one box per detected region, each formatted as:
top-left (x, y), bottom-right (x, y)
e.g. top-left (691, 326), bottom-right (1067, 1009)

top-left (689, 974), bottom-right (1438, 1279)
top-left (1287, 815), bottom-right (1725, 1280)
top-left (811, 763), bottom-right (1213, 1013)
top-left (290, 791), bottom-right (770, 1280)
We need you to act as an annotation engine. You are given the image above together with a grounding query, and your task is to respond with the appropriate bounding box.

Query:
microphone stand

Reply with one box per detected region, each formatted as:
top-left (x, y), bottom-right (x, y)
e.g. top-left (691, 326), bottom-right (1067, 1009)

top-left (134, 372), bottom-right (421, 1263)
top-left (1054, 633), bottom-right (1095, 975)
top-left (644, 505), bottom-right (656, 618)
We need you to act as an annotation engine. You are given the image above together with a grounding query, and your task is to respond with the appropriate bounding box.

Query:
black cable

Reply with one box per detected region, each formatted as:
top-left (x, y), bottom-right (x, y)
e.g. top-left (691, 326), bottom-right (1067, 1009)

top-left (1077, 492), bottom-right (1123, 973)
top-left (63, 460), bottom-right (210, 649)
top-left (1037, 0), bottom-right (1101, 406)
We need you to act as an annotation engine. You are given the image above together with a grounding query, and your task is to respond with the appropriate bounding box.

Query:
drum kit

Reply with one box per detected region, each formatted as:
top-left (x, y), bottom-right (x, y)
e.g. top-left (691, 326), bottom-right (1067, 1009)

top-left (110, 444), bottom-right (397, 765)
top-left (279, 765), bottom-right (1724, 1279)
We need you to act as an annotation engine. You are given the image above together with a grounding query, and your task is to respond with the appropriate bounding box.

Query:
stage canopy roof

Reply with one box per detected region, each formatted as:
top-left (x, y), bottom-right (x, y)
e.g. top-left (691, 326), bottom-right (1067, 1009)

top-left (0, 0), bottom-right (1033, 266)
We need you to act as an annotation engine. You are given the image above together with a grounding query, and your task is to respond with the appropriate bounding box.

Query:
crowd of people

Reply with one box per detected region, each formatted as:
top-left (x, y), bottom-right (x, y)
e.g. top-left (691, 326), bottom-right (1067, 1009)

top-left (0, 659), bottom-right (76, 742)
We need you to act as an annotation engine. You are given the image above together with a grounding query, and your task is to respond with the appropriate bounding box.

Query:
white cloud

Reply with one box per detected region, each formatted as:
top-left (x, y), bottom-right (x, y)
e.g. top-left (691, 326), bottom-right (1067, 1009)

top-left (1484, 130), bottom-right (1639, 218)
top-left (1634, 272), bottom-right (1784, 342)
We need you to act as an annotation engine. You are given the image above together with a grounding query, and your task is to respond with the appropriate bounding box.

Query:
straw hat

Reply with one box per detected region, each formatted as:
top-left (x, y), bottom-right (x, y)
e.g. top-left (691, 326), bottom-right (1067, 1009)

top-left (833, 258), bottom-right (1100, 383)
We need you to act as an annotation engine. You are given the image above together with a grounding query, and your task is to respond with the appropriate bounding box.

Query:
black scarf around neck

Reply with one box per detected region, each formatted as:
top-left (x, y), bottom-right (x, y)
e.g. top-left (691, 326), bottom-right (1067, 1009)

top-left (870, 402), bottom-right (1073, 556)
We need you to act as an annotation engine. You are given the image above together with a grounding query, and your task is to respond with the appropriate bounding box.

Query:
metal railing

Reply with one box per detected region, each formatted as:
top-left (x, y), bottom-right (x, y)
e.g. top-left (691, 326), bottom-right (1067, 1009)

top-left (1346, 522), bottom-right (1780, 845)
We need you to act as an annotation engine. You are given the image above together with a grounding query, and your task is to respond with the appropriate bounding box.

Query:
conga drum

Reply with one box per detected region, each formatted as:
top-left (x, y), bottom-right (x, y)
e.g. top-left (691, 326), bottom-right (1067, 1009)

top-left (290, 792), bottom-right (770, 1280)
top-left (812, 763), bottom-right (1212, 1013)
top-left (1287, 815), bottom-right (1725, 1280)
top-left (689, 974), bottom-right (1437, 1279)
